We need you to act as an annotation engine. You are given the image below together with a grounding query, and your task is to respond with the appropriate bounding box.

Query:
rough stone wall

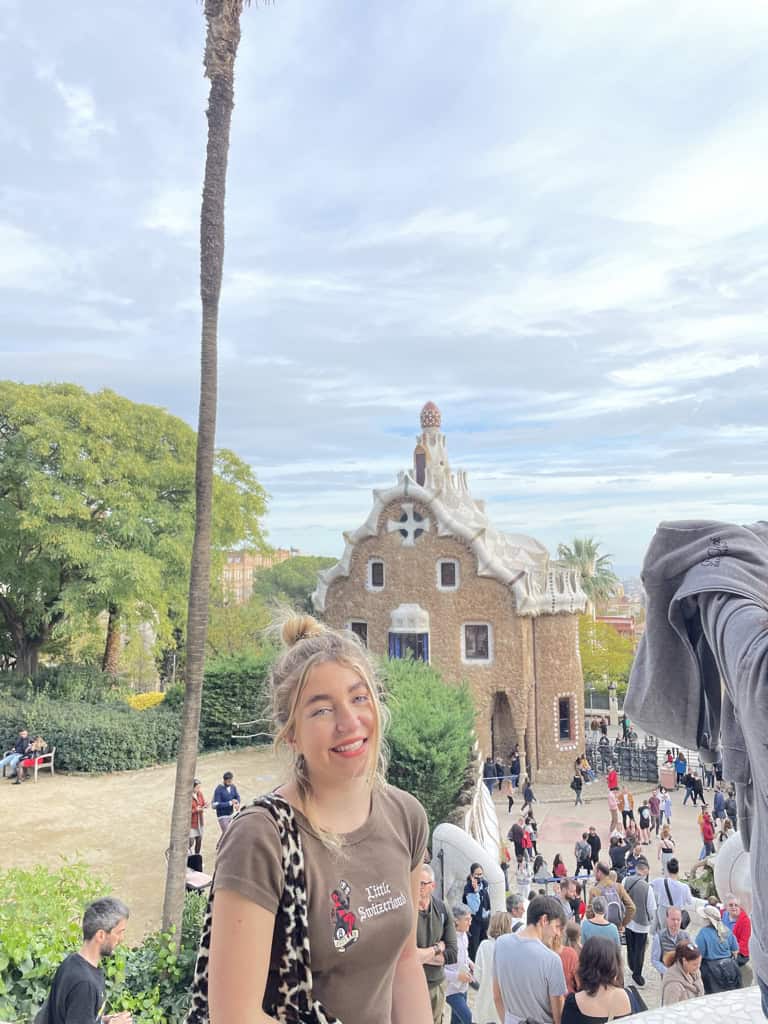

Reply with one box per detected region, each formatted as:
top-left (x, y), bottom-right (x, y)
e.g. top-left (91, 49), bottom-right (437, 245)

top-left (321, 498), bottom-right (583, 783)
top-left (530, 613), bottom-right (584, 783)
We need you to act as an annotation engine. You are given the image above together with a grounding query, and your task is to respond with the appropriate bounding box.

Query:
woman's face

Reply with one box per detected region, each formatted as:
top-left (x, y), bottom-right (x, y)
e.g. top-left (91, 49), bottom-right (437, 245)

top-left (292, 661), bottom-right (376, 786)
top-left (471, 867), bottom-right (484, 888)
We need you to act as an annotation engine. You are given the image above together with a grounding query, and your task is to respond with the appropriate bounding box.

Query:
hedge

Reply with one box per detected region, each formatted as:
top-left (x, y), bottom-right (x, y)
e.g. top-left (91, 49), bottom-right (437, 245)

top-left (0, 697), bottom-right (181, 772)
top-left (380, 657), bottom-right (475, 834)
top-left (0, 663), bottom-right (130, 704)
top-left (197, 649), bottom-right (275, 750)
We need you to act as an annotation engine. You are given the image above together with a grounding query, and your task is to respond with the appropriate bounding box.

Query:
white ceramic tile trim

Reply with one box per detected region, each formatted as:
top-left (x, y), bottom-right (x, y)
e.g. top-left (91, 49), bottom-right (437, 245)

top-left (623, 985), bottom-right (762, 1022)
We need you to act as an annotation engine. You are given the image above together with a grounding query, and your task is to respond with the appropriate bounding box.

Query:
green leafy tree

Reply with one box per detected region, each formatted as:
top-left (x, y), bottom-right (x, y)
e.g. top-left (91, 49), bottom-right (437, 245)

top-left (253, 554), bottom-right (337, 612)
top-left (0, 381), bottom-right (267, 676)
top-left (381, 657), bottom-right (475, 834)
top-left (206, 594), bottom-right (270, 658)
top-left (578, 614), bottom-right (635, 687)
top-left (557, 537), bottom-right (620, 613)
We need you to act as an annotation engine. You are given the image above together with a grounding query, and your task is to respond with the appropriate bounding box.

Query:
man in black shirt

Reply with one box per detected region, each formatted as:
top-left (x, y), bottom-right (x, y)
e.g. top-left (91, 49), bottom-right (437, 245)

top-left (46, 897), bottom-right (132, 1024)
top-left (586, 824), bottom-right (602, 867)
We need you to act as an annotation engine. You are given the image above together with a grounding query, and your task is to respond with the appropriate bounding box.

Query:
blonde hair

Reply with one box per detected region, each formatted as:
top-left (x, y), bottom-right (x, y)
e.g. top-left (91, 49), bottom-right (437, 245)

top-left (488, 911), bottom-right (513, 939)
top-left (660, 825), bottom-right (671, 839)
top-left (271, 613), bottom-right (389, 809)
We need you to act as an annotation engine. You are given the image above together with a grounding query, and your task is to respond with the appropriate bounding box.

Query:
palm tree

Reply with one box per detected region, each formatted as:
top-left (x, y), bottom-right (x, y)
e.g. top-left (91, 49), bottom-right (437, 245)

top-left (557, 537), bottom-right (620, 614)
top-left (161, 0), bottom-right (255, 937)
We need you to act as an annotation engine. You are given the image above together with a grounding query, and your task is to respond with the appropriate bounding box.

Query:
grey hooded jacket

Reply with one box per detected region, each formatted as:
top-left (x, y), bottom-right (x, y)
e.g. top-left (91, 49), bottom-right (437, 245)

top-left (625, 518), bottom-right (768, 984)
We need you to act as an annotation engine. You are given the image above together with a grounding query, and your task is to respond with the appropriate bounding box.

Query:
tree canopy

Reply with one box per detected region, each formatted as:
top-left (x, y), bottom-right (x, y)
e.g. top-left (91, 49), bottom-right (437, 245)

top-left (253, 554), bottom-right (336, 612)
top-left (0, 381), bottom-right (267, 674)
top-left (578, 614), bottom-right (635, 687)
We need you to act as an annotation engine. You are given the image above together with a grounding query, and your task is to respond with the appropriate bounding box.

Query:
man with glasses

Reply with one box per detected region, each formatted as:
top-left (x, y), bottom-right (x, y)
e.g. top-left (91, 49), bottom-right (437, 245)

top-left (722, 893), bottom-right (752, 982)
top-left (416, 863), bottom-right (457, 1024)
top-left (493, 895), bottom-right (568, 1024)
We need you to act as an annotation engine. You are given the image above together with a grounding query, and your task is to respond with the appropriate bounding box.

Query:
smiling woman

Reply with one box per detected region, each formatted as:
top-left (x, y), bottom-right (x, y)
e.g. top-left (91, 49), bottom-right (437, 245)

top-left (197, 613), bottom-right (432, 1024)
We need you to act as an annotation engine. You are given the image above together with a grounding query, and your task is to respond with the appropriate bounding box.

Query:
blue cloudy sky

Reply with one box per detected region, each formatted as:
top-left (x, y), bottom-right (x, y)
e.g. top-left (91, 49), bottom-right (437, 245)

top-left (2, 0), bottom-right (767, 573)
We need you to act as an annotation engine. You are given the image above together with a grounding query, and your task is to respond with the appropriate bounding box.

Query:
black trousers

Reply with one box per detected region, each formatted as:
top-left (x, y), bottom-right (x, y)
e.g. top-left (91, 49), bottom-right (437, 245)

top-left (625, 928), bottom-right (648, 979)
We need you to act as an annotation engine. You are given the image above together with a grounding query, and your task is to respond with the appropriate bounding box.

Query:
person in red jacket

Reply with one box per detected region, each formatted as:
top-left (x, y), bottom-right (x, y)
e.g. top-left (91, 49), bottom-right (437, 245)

top-left (699, 811), bottom-right (716, 856)
top-left (607, 767), bottom-right (619, 791)
top-left (722, 895), bottom-right (751, 964)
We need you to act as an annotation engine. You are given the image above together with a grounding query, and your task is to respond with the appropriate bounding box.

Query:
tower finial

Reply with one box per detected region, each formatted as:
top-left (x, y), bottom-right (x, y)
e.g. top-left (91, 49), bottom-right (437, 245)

top-left (420, 401), bottom-right (441, 429)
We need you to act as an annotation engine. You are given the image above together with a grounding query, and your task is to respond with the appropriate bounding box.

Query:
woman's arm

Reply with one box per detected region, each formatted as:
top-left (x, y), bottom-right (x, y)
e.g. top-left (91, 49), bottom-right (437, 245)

top-left (208, 888), bottom-right (278, 1024)
top-left (391, 866), bottom-right (432, 1024)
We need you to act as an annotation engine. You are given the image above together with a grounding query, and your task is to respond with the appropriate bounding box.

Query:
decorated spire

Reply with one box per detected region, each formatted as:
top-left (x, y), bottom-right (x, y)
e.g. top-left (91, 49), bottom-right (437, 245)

top-left (420, 401), bottom-right (442, 429)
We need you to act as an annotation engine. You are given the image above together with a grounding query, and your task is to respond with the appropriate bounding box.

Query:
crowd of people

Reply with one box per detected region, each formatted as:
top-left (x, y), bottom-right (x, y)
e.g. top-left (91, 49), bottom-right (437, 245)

top-left (414, 775), bottom-right (754, 1024)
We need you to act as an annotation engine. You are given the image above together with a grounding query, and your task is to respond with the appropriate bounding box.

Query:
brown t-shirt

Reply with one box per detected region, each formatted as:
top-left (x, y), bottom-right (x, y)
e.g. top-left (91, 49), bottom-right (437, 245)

top-left (214, 784), bottom-right (428, 1023)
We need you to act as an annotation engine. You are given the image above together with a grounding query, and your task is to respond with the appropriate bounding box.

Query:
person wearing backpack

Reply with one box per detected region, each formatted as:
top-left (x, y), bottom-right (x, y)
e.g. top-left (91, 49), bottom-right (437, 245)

top-left (574, 833), bottom-right (593, 877)
top-left (589, 862), bottom-right (636, 934)
top-left (624, 857), bottom-right (657, 987)
top-left (570, 771), bottom-right (584, 806)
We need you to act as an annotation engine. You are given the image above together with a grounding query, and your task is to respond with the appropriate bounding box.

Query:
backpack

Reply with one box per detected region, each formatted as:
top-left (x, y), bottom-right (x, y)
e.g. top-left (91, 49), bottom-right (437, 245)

top-left (624, 875), bottom-right (650, 928)
top-left (600, 883), bottom-right (626, 927)
top-left (575, 840), bottom-right (591, 863)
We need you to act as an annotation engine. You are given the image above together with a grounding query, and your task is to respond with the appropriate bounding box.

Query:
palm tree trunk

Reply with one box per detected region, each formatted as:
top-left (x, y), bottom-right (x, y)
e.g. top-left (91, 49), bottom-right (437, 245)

top-left (102, 604), bottom-right (122, 673)
top-left (161, 0), bottom-right (246, 938)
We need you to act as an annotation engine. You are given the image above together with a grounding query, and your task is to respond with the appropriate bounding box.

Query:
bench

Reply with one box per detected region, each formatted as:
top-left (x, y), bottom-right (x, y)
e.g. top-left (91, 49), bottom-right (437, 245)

top-left (2, 747), bottom-right (56, 781)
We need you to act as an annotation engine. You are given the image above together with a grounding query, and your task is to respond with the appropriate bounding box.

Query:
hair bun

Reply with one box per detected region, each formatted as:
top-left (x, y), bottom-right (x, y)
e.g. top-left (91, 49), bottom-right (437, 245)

top-left (282, 614), bottom-right (325, 648)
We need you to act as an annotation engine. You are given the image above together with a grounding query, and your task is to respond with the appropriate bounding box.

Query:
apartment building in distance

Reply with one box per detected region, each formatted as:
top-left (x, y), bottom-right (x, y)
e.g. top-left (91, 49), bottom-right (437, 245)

top-left (222, 548), bottom-right (298, 604)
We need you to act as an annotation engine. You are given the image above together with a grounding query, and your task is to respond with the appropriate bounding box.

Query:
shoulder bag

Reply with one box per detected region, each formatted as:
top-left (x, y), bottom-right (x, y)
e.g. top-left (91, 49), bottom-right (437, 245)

top-left (664, 878), bottom-right (690, 929)
top-left (185, 793), bottom-right (342, 1023)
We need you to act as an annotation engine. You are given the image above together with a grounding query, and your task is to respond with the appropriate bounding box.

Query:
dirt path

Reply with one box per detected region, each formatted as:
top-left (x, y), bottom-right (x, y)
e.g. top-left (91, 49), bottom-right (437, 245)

top-left (1, 746), bottom-right (282, 939)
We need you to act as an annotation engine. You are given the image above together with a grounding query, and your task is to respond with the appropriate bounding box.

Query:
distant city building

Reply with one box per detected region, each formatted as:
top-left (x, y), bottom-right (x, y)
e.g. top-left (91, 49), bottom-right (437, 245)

top-left (222, 548), bottom-right (298, 604)
top-left (313, 402), bottom-right (589, 783)
top-left (595, 615), bottom-right (636, 641)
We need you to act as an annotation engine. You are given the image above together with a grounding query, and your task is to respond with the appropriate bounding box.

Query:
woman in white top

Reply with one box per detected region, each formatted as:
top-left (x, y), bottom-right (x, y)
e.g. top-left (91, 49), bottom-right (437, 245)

top-left (473, 911), bottom-right (513, 1024)
top-left (443, 905), bottom-right (474, 1024)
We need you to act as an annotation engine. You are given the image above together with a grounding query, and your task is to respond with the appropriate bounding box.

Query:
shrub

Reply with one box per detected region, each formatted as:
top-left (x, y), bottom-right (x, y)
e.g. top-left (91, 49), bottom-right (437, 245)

top-left (199, 649), bottom-right (275, 750)
top-left (0, 697), bottom-right (180, 772)
top-left (162, 682), bottom-right (185, 711)
top-left (0, 663), bottom-right (131, 704)
top-left (380, 657), bottom-right (475, 834)
top-left (128, 691), bottom-right (166, 711)
top-left (0, 862), bottom-right (105, 1022)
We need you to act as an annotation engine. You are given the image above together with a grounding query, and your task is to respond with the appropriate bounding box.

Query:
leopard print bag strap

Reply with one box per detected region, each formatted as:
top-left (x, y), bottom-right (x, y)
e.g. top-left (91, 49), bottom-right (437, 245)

top-left (184, 793), bottom-right (343, 1024)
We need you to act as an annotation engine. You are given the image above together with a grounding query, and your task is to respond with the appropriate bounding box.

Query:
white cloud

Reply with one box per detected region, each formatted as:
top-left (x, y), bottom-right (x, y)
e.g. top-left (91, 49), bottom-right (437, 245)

top-left (0, 222), bottom-right (62, 290)
top-left (36, 65), bottom-right (115, 139)
top-left (351, 208), bottom-right (511, 247)
top-left (224, 269), bottom-right (361, 302)
top-left (621, 110), bottom-right (768, 237)
top-left (143, 188), bottom-right (200, 236)
top-left (610, 352), bottom-right (762, 388)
